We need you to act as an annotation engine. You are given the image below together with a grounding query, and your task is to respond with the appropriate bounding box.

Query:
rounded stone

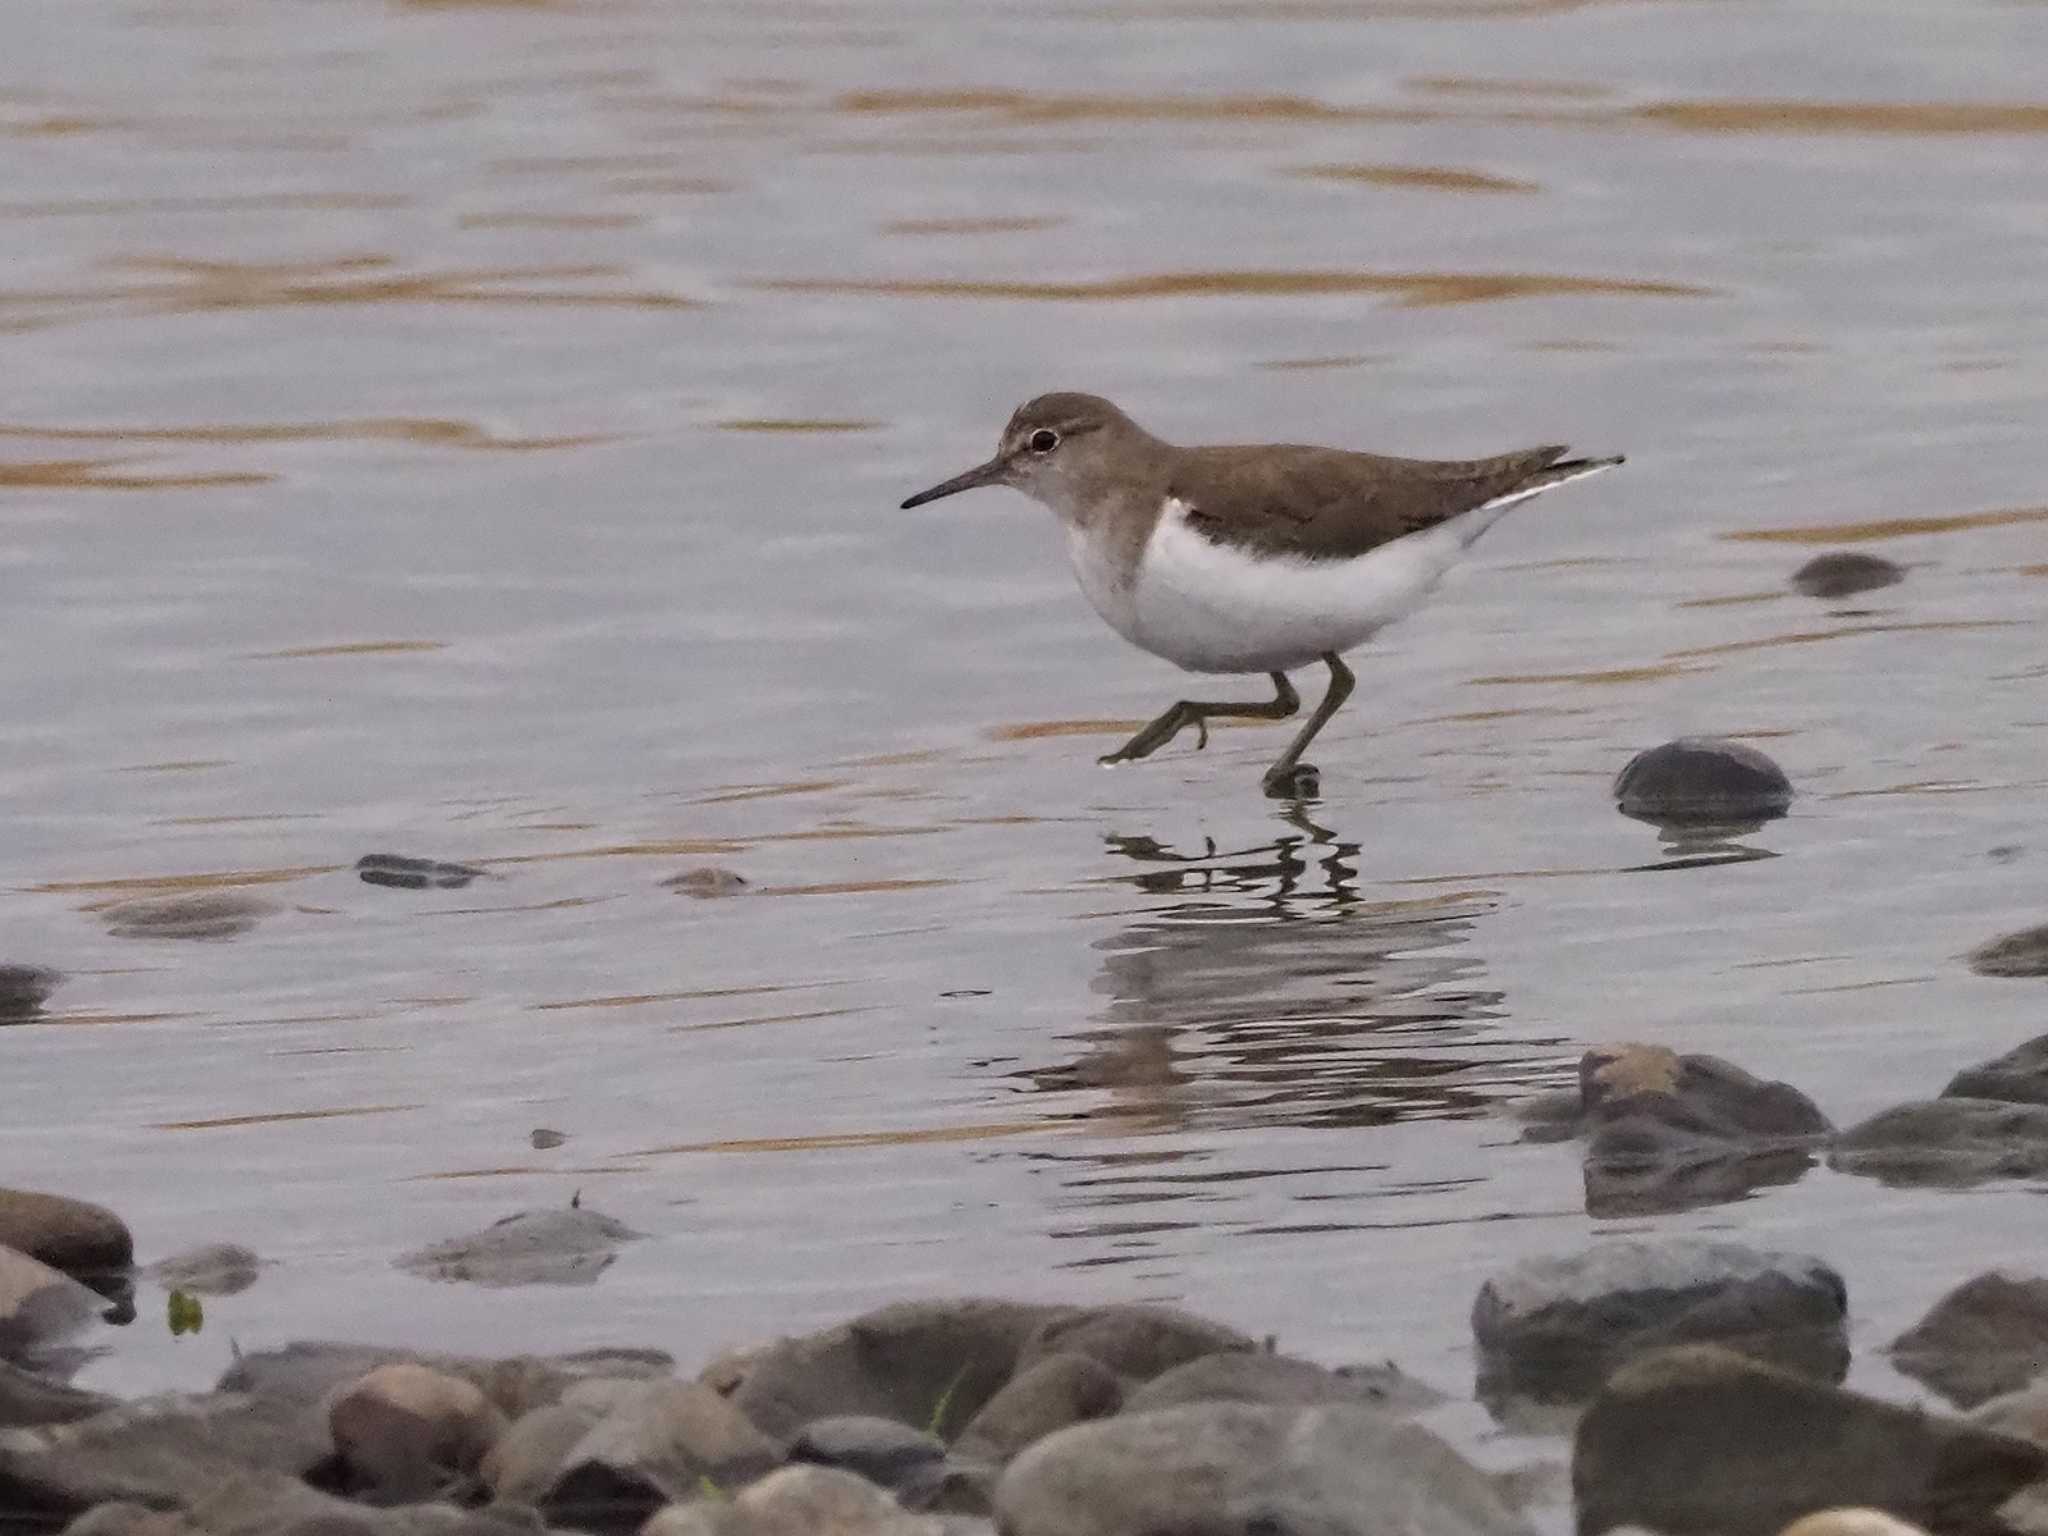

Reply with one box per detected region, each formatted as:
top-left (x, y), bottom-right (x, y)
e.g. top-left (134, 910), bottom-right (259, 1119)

top-left (1967, 924), bottom-right (2048, 979)
top-left (0, 1190), bottom-right (133, 1284)
top-left (327, 1362), bottom-right (509, 1499)
top-left (1790, 551), bottom-right (1905, 600)
top-left (0, 965), bottom-right (62, 1023)
top-left (1613, 738), bottom-right (1794, 824)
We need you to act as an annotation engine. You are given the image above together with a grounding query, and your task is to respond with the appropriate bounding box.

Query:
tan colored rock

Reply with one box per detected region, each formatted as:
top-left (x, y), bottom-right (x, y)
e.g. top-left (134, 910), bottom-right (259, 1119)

top-left (952, 1353), bottom-right (1121, 1465)
top-left (543, 1380), bottom-right (779, 1529)
top-left (1778, 1512), bottom-right (1929, 1536)
top-left (644, 1465), bottom-right (944, 1536)
top-left (327, 1362), bottom-right (509, 1499)
top-left (0, 1190), bottom-right (132, 1282)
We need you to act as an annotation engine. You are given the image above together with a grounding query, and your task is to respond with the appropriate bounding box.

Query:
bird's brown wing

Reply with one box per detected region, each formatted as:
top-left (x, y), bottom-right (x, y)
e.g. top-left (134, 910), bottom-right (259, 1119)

top-left (1168, 443), bottom-right (1577, 562)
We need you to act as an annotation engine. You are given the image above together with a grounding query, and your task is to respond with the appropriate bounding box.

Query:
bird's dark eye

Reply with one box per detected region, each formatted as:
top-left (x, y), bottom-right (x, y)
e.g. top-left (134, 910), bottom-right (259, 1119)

top-left (1029, 428), bottom-right (1059, 453)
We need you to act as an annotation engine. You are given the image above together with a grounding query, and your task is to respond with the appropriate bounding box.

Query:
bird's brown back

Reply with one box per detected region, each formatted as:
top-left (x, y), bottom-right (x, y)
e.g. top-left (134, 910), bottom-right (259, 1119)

top-left (1166, 443), bottom-right (1577, 562)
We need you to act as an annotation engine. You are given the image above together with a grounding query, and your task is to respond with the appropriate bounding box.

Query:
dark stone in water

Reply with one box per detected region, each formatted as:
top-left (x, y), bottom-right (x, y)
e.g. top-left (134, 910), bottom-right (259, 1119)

top-left (1946, 1032), bottom-right (2048, 1105)
top-left (1572, 1345), bottom-right (2048, 1536)
top-left (1613, 738), bottom-right (1794, 825)
top-left (1472, 1238), bottom-right (1848, 1410)
top-left (356, 853), bottom-right (490, 891)
top-left (1566, 1045), bottom-right (1833, 1217)
top-left (530, 1128), bottom-right (570, 1150)
top-left (1790, 550), bottom-right (1905, 600)
top-left (662, 867), bottom-right (749, 898)
top-left (145, 1244), bottom-right (262, 1298)
top-left (1889, 1272), bottom-right (2048, 1408)
top-left (395, 1206), bottom-right (643, 1289)
top-left (1966, 922), bottom-right (2048, 978)
top-left (0, 1189), bottom-right (134, 1289)
top-left (1830, 1097), bottom-right (2048, 1187)
top-left (0, 966), bottom-right (61, 1023)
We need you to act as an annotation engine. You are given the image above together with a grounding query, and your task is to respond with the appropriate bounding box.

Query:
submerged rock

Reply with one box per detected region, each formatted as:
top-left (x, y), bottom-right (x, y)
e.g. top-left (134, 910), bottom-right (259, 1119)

top-left (1946, 1033), bottom-right (2048, 1105)
top-left (662, 868), bottom-right (750, 899)
top-left (1572, 1346), bottom-right (2047, 1536)
top-left (394, 1206), bottom-right (643, 1289)
top-left (997, 1401), bottom-right (1536, 1536)
top-left (1889, 1273), bottom-right (2048, 1408)
top-left (1473, 1238), bottom-right (1847, 1408)
top-left (728, 1299), bottom-right (1070, 1442)
top-left (98, 892), bottom-right (274, 941)
top-left (541, 1380), bottom-right (780, 1532)
top-left (644, 1464), bottom-right (945, 1536)
top-left (1565, 1045), bottom-right (1833, 1217)
top-left (355, 853), bottom-right (492, 891)
top-left (0, 1189), bottom-right (133, 1289)
top-left (1831, 1098), bottom-right (2048, 1187)
top-left (950, 1353), bottom-right (1122, 1467)
top-left (1790, 551), bottom-right (1905, 600)
top-left (144, 1244), bottom-right (261, 1298)
top-left (0, 1245), bottom-right (110, 1367)
top-left (0, 964), bottom-right (62, 1022)
top-left (1966, 924), bottom-right (2048, 979)
top-left (327, 1362), bottom-right (510, 1500)
top-left (1613, 738), bottom-right (1794, 826)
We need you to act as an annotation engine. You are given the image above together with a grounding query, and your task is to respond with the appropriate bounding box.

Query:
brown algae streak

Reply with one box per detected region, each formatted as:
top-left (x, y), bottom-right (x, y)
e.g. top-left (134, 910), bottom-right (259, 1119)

top-left (757, 270), bottom-right (1710, 307)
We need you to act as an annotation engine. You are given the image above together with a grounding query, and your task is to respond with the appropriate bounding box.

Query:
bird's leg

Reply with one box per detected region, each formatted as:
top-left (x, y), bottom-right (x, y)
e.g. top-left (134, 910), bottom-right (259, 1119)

top-left (1100, 672), bottom-right (1299, 767)
top-left (1261, 653), bottom-right (1354, 798)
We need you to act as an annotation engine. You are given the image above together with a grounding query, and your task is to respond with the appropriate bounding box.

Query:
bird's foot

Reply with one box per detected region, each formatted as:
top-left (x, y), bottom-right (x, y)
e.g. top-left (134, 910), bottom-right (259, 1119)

top-left (1261, 762), bottom-right (1321, 800)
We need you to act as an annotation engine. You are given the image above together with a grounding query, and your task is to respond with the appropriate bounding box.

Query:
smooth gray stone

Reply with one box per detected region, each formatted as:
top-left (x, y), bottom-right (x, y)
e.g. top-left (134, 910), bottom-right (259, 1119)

top-left (729, 1299), bottom-right (1070, 1443)
top-left (99, 893), bottom-right (274, 942)
top-left (997, 1402), bottom-right (1534, 1536)
top-left (1124, 1351), bottom-right (1446, 1417)
top-left (1891, 1272), bottom-right (2048, 1408)
top-left (1947, 1032), bottom-right (2048, 1105)
top-left (0, 1190), bottom-right (134, 1287)
top-left (788, 1416), bottom-right (944, 1490)
top-left (1, 1356), bottom-right (117, 1428)
top-left (643, 1465), bottom-right (945, 1536)
top-left (218, 1340), bottom-right (673, 1423)
top-left (1014, 1304), bottom-right (1255, 1383)
top-left (0, 965), bottom-right (62, 1022)
top-left (542, 1380), bottom-right (780, 1532)
top-left (1966, 924), bottom-right (2048, 979)
top-left (146, 1245), bottom-right (262, 1298)
top-left (950, 1353), bottom-right (1121, 1466)
top-left (0, 1246), bottom-right (109, 1367)
top-left (394, 1207), bottom-right (643, 1289)
top-left (483, 1401), bottom-right (608, 1504)
top-left (1790, 551), bottom-right (1904, 600)
top-left (1613, 738), bottom-right (1793, 825)
top-left (1573, 1345), bottom-right (2047, 1536)
top-left (1473, 1238), bottom-right (1847, 1407)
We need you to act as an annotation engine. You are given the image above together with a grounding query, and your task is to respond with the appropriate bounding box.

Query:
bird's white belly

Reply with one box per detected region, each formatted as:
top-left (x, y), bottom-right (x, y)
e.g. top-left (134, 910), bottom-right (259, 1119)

top-left (1120, 500), bottom-right (1479, 674)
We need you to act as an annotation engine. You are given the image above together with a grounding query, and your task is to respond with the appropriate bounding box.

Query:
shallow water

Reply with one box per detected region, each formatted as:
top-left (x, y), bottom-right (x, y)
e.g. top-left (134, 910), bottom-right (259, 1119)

top-left (6, 0), bottom-right (2048, 1502)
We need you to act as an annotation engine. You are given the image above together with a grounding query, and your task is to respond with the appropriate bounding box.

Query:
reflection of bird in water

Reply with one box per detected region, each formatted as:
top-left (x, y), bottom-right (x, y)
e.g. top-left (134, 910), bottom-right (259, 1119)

top-left (1024, 807), bottom-right (1550, 1133)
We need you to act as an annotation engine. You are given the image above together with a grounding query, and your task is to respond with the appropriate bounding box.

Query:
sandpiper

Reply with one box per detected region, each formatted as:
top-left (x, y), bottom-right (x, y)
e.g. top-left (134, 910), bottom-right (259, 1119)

top-left (902, 393), bottom-right (1622, 797)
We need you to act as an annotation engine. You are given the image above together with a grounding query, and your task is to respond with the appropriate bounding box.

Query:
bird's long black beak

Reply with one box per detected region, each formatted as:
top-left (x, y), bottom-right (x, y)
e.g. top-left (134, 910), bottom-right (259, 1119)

top-left (901, 456), bottom-right (1006, 509)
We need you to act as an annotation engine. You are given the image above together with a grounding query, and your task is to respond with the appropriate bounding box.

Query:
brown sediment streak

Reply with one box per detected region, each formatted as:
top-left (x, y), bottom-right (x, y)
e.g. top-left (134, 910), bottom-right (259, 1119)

top-left (1292, 162), bottom-right (1537, 193)
top-left (758, 270), bottom-right (1709, 306)
top-left (1468, 662), bottom-right (1698, 686)
top-left (0, 419), bottom-right (609, 450)
top-left (754, 878), bottom-right (955, 896)
top-left (1726, 506), bottom-right (2048, 543)
top-left (250, 640), bottom-right (445, 659)
top-left (990, 718), bottom-right (1148, 741)
top-left (1665, 620), bottom-right (2019, 659)
top-left (714, 420), bottom-right (879, 434)
top-left (153, 1104), bottom-right (422, 1131)
top-left (1635, 100), bottom-right (2048, 135)
top-left (29, 865), bottom-right (337, 894)
top-left (690, 778), bottom-right (847, 803)
top-left (0, 457), bottom-right (270, 489)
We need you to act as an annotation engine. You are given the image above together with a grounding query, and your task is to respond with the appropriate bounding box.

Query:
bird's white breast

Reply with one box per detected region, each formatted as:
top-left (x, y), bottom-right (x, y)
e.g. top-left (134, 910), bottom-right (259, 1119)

top-left (1121, 498), bottom-right (1481, 674)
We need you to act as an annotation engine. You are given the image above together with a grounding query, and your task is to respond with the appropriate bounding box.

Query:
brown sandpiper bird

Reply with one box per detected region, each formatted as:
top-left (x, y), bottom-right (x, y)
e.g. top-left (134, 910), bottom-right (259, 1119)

top-left (902, 393), bottom-right (1622, 797)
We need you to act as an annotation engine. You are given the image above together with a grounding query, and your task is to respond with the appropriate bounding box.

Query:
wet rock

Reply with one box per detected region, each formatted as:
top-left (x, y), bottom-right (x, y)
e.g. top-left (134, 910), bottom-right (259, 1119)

top-left (99, 892), bottom-right (275, 941)
top-left (218, 1340), bottom-right (674, 1424)
top-left (1613, 738), bottom-right (1794, 825)
top-left (1569, 1045), bottom-right (1833, 1216)
top-left (1832, 1098), bottom-right (2048, 1187)
top-left (997, 1401), bottom-right (1536, 1536)
top-left (950, 1354), bottom-right (1122, 1466)
top-left (1473, 1238), bottom-right (1848, 1407)
top-left (327, 1362), bottom-right (510, 1500)
top-left (662, 868), bottom-right (750, 899)
top-left (482, 1400), bottom-right (608, 1504)
top-left (1572, 1345), bottom-right (2048, 1536)
top-left (1966, 924), bottom-right (2048, 980)
top-left (0, 964), bottom-right (62, 1022)
top-left (789, 1416), bottom-right (944, 1492)
top-left (0, 1245), bottom-right (110, 1366)
top-left (644, 1464), bottom-right (945, 1536)
top-left (1970, 1381), bottom-right (2048, 1449)
top-left (530, 1129), bottom-right (569, 1151)
top-left (145, 1244), bottom-right (261, 1298)
top-left (394, 1206), bottom-right (643, 1289)
top-left (1791, 551), bottom-right (1905, 600)
top-left (62, 1503), bottom-right (195, 1536)
top-left (0, 1387), bottom-right (331, 1525)
top-left (355, 854), bottom-right (491, 892)
top-left (1014, 1304), bottom-right (1255, 1384)
top-left (1123, 1350), bottom-right (1445, 1417)
top-left (0, 1190), bottom-right (134, 1289)
top-left (729, 1299), bottom-right (1070, 1442)
top-left (2, 1355), bottom-right (116, 1427)
top-left (1889, 1273), bottom-right (2048, 1408)
top-left (542, 1380), bottom-right (780, 1532)
top-left (1946, 1034), bottom-right (2048, 1106)
top-left (1777, 1515), bottom-right (1933, 1536)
